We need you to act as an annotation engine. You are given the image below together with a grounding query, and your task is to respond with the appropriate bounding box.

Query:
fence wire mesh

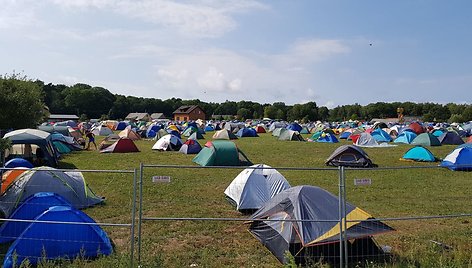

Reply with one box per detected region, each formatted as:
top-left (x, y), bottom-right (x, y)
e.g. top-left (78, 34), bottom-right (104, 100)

top-left (137, 163), bottom-right (472, 268)
top-left (0, 167), bottom-right (137, 268)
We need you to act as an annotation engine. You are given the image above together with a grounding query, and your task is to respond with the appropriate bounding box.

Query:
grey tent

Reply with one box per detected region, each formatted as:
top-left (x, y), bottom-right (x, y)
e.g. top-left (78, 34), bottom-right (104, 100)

top-left (278, 130), bottom-right (304, 141)
top-left (248, 185), bottom-right (394, 265)
top-left (326, 145), bottom-right (374, 168)
top-left (224, 164), bottom-right (291, 213)
top-left (3, 129), bottom-right (58, 167)
top-left (0, 167), bottom-right (104, 218)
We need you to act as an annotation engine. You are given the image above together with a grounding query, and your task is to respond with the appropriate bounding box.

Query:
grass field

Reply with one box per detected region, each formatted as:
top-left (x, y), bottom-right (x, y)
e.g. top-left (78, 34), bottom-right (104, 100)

top-left (23, 132), bottom-right (472, 267)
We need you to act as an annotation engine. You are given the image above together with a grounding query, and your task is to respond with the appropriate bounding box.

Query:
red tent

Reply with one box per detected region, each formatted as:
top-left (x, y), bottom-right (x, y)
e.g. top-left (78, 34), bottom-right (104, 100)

top-left (254, 126), bottom-right (266, 133)
top-left (408, 122), bottom-right (425, 135)
top-left (100, 138), bottom-right (140, 153)
top-left (467, 136), bottom-right (472, 143)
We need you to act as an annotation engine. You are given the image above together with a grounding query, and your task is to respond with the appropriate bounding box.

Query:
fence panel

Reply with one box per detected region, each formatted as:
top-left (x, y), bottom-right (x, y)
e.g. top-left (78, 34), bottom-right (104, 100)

top-left (0, 167), bottom-right (137, 268)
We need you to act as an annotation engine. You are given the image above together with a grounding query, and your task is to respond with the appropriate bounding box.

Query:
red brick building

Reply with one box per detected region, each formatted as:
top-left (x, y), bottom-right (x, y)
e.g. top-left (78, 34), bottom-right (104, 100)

top-left (173, 105), bottom-right (206, 122)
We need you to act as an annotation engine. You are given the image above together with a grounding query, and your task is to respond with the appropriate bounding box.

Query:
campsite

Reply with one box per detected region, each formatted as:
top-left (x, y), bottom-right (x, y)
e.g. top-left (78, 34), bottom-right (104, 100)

top-left (1, 122), bottom-right (469, 267)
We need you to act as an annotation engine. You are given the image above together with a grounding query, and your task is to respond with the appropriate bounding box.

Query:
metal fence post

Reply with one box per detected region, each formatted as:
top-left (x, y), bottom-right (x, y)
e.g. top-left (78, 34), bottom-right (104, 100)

top-left (130, 168), bottom-right (137, 268)
top-left (137, 163), bottom-right (144, 267)
top-left (338, 166), bottom-right (344, 268)
top-left (342, 166), bottom-right (348, 267)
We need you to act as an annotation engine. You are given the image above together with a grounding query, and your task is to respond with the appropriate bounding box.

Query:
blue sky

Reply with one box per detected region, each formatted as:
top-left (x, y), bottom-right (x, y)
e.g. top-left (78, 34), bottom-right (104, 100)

top-left (1, 0), bottom-right (471, 107)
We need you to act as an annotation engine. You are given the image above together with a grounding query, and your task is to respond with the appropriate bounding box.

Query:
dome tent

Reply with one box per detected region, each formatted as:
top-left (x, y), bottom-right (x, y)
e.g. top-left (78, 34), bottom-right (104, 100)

top-left (401, 146), bottom-right (437, 162)
top-left (441, 146), bottom-right (472, 171)
top-left (192, 140), bottom-right (252, 166)
top-left (0, 167), bottom-right (104, 218)
top-left (224, 164), bottom-right (291, 213)
top-left (325, 145), bottom-right (374, 168)
top-left (248, 185), bottom-right (394, 265)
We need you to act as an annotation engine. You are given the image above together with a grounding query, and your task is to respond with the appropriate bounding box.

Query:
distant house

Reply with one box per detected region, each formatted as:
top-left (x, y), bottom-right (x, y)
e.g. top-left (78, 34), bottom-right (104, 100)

top-left (173, 105), bottom-right (206, 122)
top-left (48, 114), bottom-right (79, 122)
top-left (150, 113), bottom-right (166, 120)
top-left (125, 113), bottom-right (150, 122)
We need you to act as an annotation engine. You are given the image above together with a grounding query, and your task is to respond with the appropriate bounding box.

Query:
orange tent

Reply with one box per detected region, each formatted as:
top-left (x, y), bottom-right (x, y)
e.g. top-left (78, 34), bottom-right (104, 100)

top-left (1, 169), bottom-right (26, 194)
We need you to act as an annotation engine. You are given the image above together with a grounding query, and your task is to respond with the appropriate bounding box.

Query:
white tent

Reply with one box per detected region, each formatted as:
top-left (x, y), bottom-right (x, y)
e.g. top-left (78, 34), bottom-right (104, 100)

top-left (356, 132), bottom-right (396, 148)
top-left (152, 134), bottom-right (183, 151)
top-left (90, 125), bottom-right (113, 136)
top-left (224, 164), bottom-right (291, 212)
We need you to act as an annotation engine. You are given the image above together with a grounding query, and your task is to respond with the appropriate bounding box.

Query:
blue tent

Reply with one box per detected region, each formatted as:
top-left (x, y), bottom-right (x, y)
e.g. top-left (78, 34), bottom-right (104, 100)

top-left (179, 139), bottom-right (202, 154)
top-left (146, 125), bottom-right (161, 138)
top-left (441, 147), bottom-right (472, 171)
top-left (286, 123), bottom-right (302, 132)
top-left (204, 125), bottom-right (215, 132)
top-left (371, 129), bottom-right (392, 142)
top-left (0, 192), bottom-right (72, 243)
top-left (166, 129), bottom-right (181, 139)
top-left (115, 121), bottom-right (127, 130)
top-left (339, 131), bottom-right (352, 139)
top-left (432, 129), bottom-right (445, 137)
top-left (2, 206), bottom-right (113, 268)
top-left (438, 131), bottom-right (464, 145)
top-left (394, 131), bottom-right (417, 144)
top-left (401, 146), bottom-right (437, 162)
top-left (316, 133), bottom-right (339, 143)
top-left (4, 158), bottom-right (33, 169)
top-left (236, 128), bottom-right (259, 137)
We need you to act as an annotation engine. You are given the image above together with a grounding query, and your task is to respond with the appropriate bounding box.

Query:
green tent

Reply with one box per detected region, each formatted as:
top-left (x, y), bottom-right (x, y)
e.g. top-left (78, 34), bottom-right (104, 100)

top-left (411, 133), bottom-right (441, 146)
top-left (182, 126), bottom-right (198, 137)
top-left (53, 141), bottom-right (72, 154)
top-left (192, 140), bottom-right (252, 166)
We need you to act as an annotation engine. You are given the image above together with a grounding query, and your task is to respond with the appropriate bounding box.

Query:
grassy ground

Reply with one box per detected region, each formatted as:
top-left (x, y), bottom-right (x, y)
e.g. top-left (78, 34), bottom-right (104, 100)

top-left (10, 132), bottom-right (472, 267)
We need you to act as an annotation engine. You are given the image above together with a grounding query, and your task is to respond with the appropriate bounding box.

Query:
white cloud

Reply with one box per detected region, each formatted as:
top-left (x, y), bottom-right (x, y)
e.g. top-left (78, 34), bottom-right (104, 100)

top-left (47, 0), bottom-right (268, 38)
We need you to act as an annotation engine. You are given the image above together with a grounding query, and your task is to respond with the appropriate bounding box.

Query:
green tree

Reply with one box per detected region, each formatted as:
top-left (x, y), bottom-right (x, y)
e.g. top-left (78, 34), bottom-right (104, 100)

top-left (0, 73), bottom-right (46, 129)
top-left (237, 108), bottom-right (252, 120)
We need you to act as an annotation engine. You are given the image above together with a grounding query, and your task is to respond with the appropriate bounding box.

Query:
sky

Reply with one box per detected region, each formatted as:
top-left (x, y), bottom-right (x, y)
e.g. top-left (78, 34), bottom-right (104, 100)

top-left (1, 0), bottom-right (471, 108)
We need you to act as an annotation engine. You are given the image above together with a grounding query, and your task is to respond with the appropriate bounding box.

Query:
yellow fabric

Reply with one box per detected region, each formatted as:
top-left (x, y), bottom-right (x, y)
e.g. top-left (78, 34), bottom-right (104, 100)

top-left (305, 207), bottom-right (372, 246)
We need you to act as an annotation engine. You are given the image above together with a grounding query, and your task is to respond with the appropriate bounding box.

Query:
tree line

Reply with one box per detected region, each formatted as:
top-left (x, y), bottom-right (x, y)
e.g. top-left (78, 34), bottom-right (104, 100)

top-left (1, 74), bottom-right (471, 130)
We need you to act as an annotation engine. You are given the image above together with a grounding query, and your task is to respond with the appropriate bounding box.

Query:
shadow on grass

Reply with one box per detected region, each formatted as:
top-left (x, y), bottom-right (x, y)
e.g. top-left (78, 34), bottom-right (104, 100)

top-left (58, 162), bottom-right (78, 169)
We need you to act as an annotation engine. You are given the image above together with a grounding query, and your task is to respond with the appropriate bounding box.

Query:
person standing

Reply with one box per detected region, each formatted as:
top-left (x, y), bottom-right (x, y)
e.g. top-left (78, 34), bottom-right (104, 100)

top-left (85, 131), bottom-right (97, 150)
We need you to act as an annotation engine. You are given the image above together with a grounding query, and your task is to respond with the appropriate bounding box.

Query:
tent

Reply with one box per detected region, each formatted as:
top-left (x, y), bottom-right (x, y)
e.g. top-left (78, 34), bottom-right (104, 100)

top-left (408, 122), bottom-right (425, 134)
top-left (90, 125), bottom-right (113, 136)
top-left (4, 158), bottom-right (33, 169)
top-left (0, 167), bottom-right (104, 218)
top-left (153, 129), bottom-right (169, 141)
top-left (316, 133), bottom-right (339, 143)
top-left (204, 125), bottom-right (215, 132)
top-left (52, 140), bottom-right (72, 154)
top-left (212, 129), bottom-right (238, 140)
top-left (269, 122), bottom-right (287, 132)
top-left (188, 131), bottom-right (204, 140)
top-left (152, 134), bottom-right (183, 151)
top-left (38, 125), bottom-right (71, 136)
top-left (179, 139), bottom-right (202, 154)
top-left (248, 185), bottom-right (394, 265)
top-left (325, 145), bottom-right (374, 168)
top-left (299, 126), bottom-right (311, 134)
top-left (438, 131), bottom-right (464, 145)
top-left (2, 206), bottom-right (112, 268)
top-left (468, 136), bottom-right (472, 143)
top-left (182, 126), bottom-right (198, 137)
top-left (271, 128), bottom-right (284, 137)
top-left (3, 129), bottom-right (58, 167)
top-left (0, 192), bottom-right (73, 244)
top-left (100, 138), bottom-right (140, 153)
top-left (118, 128), bottom-right (141, 141)
top-left (412, 133), bottom-right (441, 146)
top-left (355, 133), bottom-right (379, 147)
top-left (401, 146), bottom-right (437, 162)
top-left (278, 130), bottom-right (304, 141)
top-left (393, 131), bottom-right (417, 144)
top-left (192, 140), bottom-right (252, 166)
top-left (432, 129), bottom-right (445, 137)
top-left (440, 146), bottom-right (472, 171)
top-left (371, 129), bottom-right (392, 142)
top-left (1, 168), bottom-right (27, 194)
top-left (224, 164), bottom-right (291, 213)
top-left (286, 123), bottom-right (302, 132)
top-left (254, 125), bottom-right (267, 133)
top-left (339, 129), bottom-right (354, 139)
top-left (115, 121), bottom-right (127, 130)
top-left (236, 128), bottom-right (259, 138)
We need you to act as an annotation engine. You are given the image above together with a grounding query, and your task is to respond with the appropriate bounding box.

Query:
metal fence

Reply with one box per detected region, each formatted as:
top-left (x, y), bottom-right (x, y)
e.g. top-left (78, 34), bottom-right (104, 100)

top-left (0, 167), bottom-right (138, 268)
top-left (0, 164), bottom-right (471, 267)
top-left (137, 163), bottom-right (472, 268)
